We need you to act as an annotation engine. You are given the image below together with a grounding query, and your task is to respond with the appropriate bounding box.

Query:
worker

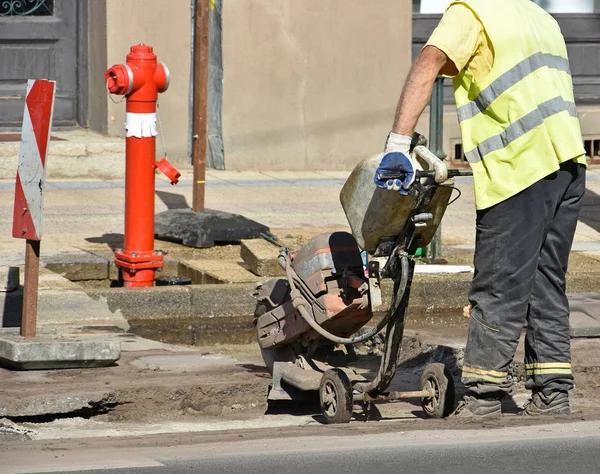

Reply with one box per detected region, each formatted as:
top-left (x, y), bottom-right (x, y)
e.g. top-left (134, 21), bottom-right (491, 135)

top-left (375, 0), bottom-right (586, 418)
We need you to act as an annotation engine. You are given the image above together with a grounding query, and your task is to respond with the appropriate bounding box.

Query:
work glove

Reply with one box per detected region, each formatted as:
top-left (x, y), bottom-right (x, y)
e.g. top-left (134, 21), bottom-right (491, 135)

top-left (374, 133), bottom-right (416, 195)
top-left (384, 132), bottom-right (412, 155)
top-left (374, 152), bottom-right (417, 195)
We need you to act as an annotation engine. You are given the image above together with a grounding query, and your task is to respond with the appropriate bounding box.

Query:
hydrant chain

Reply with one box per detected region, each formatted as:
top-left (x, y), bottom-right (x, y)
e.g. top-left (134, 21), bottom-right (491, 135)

top-left (156, 101), bottom-right (168, 159)
top-left (106, 82), bottom-right (125, 104)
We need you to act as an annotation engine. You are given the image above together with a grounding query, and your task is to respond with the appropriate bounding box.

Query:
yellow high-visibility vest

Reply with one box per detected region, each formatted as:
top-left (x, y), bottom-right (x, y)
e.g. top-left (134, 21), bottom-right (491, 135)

top-left (450, 0), bottom-right (586, 210)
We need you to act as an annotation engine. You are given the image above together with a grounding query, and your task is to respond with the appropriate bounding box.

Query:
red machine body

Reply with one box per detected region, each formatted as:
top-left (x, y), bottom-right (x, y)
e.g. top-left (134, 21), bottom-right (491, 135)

top-left (105, 44), bottom-right (180, 287)
top-left (255, 232), bottom-right (373, 350)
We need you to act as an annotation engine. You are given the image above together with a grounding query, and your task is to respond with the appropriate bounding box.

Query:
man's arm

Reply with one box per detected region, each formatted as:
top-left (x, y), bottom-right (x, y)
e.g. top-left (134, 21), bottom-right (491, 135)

top-left (391, 45), bottom-right (452, 137)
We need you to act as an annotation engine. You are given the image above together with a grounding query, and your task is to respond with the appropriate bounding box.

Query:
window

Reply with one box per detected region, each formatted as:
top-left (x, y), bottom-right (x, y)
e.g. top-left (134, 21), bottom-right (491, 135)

top-left (451, 141), bottom-right (469, 167)
top-left (584, 138), bottom-right (600, 161)
top-left (413, 0), bottom-right (600, 14)
top-left (0, 0), bottom-right (54, 17)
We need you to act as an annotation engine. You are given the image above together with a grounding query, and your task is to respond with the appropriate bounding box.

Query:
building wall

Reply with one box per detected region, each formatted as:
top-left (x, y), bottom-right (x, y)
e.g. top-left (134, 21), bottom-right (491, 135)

top-left (88, 1), bottom-right (108, 135)
top-left (104, 0), bottom-right (192, 166)
top-left (99, 0), bottom-right (413, 170)
top-left (221, 0), bottom-right (413, 170)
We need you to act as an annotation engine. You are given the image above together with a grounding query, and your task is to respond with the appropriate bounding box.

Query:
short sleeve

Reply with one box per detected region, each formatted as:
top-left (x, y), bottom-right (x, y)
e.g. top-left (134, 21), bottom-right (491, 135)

top-left (425, 4), bottom-right (482, 77)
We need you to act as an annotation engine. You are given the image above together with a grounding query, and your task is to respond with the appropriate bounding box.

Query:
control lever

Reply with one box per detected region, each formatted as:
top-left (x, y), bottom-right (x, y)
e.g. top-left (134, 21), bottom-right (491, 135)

top-left (377, 168), bottom-right (473, 183)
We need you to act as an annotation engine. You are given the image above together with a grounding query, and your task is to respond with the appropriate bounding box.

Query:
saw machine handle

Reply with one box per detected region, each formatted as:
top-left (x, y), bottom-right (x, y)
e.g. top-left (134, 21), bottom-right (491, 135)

top-left (376, 168), bottom-right (473, 182)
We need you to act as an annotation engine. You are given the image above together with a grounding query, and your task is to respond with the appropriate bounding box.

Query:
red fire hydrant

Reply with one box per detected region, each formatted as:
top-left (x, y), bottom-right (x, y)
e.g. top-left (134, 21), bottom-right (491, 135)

top-left (105, 44), bottom-right (180, 287)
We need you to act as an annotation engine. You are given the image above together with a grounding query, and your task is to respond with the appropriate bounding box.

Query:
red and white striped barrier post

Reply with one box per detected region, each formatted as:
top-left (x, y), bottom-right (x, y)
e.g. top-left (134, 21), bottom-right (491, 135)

top-left (12, 79), bottom-right (56, 338)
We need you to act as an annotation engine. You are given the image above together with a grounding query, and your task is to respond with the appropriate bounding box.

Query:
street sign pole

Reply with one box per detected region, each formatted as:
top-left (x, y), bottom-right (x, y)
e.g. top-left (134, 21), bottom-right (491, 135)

top-left (22, 240), bottom-right (41, 338)
top-left (192, 0), bottom-right (210, 212)
top-left (12, 79), bottom-right (56, 338)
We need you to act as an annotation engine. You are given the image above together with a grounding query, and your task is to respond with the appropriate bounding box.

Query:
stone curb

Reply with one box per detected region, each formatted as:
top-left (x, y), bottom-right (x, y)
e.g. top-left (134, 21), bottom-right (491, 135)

top-left (1, 272), bottom-right (597, 335)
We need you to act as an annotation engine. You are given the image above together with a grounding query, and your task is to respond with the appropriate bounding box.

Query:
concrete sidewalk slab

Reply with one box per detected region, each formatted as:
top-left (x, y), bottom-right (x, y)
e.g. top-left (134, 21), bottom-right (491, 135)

top-left (0, 328), bottom-right (120, 370)
top-left (569, 293), bottom-right (600, 337)
top-left (179, 259), bottom-right (263, 284)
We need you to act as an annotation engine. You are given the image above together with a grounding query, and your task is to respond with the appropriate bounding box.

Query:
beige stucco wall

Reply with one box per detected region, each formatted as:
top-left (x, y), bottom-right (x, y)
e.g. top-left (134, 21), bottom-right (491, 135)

top-left (98, 2), bottom-right (600, 170)
top-left (105, 0), bottom-right (192, 167)
top-left (222, 0), bottom-right (413, 170)
top-left (100, 0), bottom-right (413, 170)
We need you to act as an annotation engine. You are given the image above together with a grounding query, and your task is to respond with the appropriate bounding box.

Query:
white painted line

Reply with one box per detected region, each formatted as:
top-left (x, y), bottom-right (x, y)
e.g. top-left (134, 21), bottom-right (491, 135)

top-left (414, 265), bottom-right (474, 274)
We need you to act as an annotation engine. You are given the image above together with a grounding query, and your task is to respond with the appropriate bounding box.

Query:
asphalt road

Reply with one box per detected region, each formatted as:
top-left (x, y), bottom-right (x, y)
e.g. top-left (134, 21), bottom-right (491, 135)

top-left (4, 421), bottom-right (600, 474)
top-left (65, 437), bottom-right (600, 474)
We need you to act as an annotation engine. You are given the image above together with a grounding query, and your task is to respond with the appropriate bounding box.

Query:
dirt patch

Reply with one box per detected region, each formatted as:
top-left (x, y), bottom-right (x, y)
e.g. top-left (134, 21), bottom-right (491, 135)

top-left (4, 332), bottom-right (600, 435)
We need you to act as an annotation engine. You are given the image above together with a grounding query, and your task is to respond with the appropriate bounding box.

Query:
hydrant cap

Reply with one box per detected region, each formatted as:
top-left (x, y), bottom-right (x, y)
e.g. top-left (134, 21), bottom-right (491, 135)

top-left (130, 44), bottom-right (153, 55)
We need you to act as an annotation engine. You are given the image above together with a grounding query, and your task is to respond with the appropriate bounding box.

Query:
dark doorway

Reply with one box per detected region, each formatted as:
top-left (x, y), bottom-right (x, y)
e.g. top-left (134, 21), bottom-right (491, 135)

top-left (0, 0), bottom-right (87, 129)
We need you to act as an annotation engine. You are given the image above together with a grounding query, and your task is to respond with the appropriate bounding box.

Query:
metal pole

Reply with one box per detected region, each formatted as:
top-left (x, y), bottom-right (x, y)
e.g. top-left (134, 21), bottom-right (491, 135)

top-left (427, 77), bottom-right (446, 263)
top-left (21, 239), bottom-right (40, 338)
top-left (192, 0), bottom-right (210, 212)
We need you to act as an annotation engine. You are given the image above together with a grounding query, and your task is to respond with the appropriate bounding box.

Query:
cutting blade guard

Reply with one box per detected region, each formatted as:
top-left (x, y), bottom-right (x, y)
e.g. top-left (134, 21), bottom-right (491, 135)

top-left (340, 145), bottom-right (458, 255)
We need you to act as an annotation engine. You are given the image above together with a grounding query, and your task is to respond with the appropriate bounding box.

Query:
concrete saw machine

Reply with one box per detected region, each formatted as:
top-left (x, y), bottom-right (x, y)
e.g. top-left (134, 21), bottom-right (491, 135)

top-left (253, 137), bottom-right (472, 423)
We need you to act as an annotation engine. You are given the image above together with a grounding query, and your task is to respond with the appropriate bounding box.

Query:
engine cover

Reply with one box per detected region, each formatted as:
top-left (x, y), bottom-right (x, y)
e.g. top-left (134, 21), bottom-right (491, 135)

top-left (255, 232), bottom-right (373, 350)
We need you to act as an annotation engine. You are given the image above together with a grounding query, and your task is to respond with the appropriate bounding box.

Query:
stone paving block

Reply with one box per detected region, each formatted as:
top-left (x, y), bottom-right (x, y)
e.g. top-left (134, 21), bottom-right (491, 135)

top-left (0, 329), bottom-right (121, 370)
top-left (43, 251), bottom-right (110, 281)
top-left (240, 239), bottom-right (284, 277)
top-left (179, 259), bottom-right (263, 284)
top-left (38, 267), bottom-right (80, 290)
top-left (0, 266), bottom-right (19, 292)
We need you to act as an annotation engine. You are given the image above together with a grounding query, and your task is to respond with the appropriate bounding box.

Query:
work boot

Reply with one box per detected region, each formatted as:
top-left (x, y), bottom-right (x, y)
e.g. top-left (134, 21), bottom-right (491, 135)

top-left (451, 395), bottom-right (502, 419)
top-left (520, 391), bottom-right (570, 416)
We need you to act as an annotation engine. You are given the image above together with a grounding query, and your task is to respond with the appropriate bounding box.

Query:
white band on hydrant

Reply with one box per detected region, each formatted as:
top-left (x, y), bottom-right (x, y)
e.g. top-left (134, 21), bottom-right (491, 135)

top-left (125, 113), bottom-right (157, 138)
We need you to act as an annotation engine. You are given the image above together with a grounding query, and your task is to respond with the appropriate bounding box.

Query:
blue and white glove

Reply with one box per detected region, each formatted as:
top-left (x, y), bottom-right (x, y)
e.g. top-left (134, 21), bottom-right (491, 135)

top-left (374, 152), bottom-right (416, 195)
top-left (374, 133), bottom-right (416, 195)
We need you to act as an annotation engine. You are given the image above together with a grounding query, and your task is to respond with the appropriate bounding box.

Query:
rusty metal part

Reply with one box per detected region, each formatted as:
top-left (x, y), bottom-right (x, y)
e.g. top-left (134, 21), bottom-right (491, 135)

top-left (284, 255), bottom-right (393, 346)
top-left (21, 239), bottom-right (40, 338)
top-left (358, 388), bottom-right (434, 403)
top-left (192, 0), bottom-right (210, 212)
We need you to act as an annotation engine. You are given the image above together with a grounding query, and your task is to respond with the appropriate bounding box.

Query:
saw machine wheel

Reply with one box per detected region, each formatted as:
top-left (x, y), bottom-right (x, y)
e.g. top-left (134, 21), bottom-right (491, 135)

top-left (319, 369), bottom-right (353, 424)
top-left (420, 362), bottom-right (455, 419)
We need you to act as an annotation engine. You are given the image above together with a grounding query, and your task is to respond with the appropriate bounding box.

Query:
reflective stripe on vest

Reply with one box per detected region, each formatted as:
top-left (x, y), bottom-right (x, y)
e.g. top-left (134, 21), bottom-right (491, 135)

top-left (457, 52), bottom-right (571, 123)
top-left (464, 97), bottom-right (578, 163)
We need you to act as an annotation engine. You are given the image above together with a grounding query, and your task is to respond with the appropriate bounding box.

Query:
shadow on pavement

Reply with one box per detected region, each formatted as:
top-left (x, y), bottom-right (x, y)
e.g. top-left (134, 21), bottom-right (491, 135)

top-left (85, 233), bottom-right (124, 251)
top-left (2, 279), bottom-right (22, 328)
top-left (580, 188), bottom-right (600, 233)
top-left (155, 190), bottom-right (189, 210)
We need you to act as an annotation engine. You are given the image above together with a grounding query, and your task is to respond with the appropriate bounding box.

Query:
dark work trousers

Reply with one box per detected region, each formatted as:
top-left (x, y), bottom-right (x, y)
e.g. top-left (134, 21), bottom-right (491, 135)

top-left (462, 159), bottom-right (586, 398)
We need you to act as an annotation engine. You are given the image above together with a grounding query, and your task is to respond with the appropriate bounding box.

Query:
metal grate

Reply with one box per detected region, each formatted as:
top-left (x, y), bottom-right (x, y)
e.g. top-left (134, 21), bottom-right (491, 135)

top-left (0, 0), bottom-right (54, 17)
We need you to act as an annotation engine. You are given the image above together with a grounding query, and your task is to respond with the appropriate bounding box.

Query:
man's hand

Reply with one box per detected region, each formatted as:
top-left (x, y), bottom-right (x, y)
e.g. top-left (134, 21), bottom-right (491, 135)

top-left (374, 152), bottom-right (416, 195)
